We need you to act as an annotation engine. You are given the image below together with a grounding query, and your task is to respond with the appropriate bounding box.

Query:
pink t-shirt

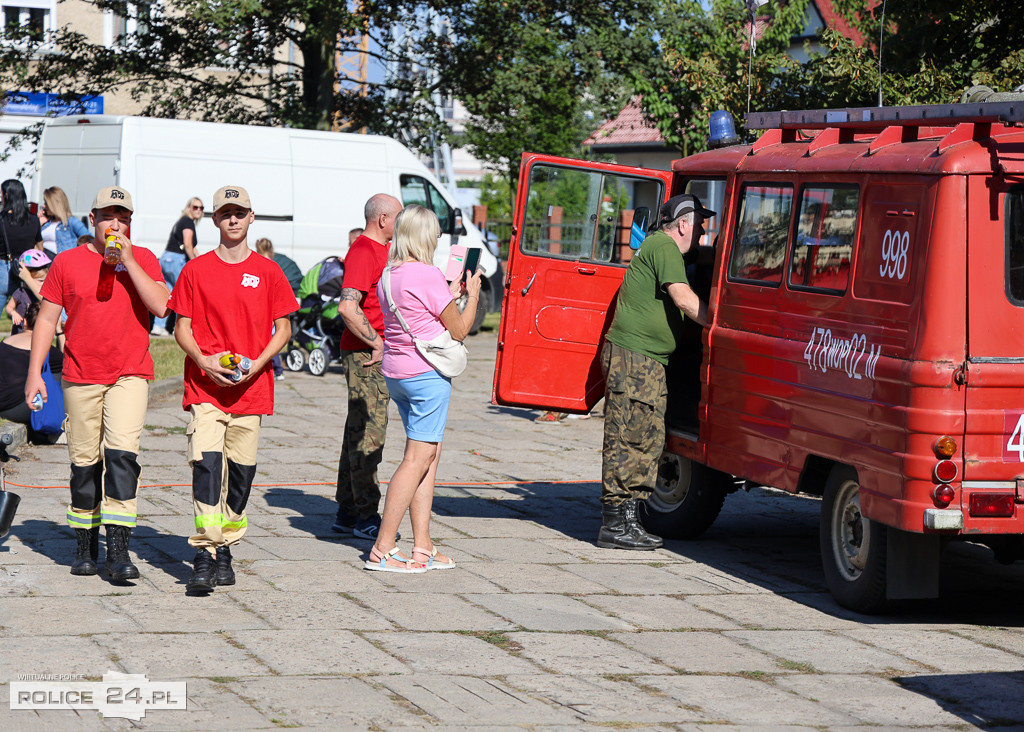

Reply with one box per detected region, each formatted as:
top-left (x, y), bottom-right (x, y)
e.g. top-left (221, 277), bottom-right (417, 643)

top-left (377, 261), bottom-right (454, 379)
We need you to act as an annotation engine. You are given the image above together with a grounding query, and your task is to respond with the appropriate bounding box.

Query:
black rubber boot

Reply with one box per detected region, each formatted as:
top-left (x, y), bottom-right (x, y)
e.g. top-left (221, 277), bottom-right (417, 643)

top-left (215, 546), bottom-right (236, 586)
top-left (70, 527), bottom-right (100, 576)
top-left (105, 525), bottom-right (140, 582)
top-left (596, 500), bottom-right (663, 550)
top-left (187, 549), bottom-right (218, 593)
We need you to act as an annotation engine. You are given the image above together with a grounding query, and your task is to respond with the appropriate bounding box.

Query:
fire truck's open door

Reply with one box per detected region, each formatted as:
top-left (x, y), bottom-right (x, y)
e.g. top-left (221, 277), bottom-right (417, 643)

top-left (492, 154), bottom-right (672, 412)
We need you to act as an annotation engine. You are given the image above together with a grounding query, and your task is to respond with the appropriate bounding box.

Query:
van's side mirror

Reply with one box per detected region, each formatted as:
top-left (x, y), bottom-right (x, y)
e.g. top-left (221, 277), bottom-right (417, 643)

top-left (630, 207), bottom-right (651, 250)
top-left (449, 208), bottom-right (467, 237)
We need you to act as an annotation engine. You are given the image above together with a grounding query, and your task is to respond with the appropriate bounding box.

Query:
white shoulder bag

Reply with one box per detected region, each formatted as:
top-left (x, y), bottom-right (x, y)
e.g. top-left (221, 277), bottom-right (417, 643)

top-left (380, 266), bottom-right (468, 378)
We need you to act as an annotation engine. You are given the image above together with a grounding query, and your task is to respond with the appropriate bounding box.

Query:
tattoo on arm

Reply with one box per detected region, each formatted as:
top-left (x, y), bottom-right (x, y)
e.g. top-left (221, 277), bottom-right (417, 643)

top-left (340, 287), bottom-right (364, 303)
top-left (359, 314), bottom-right (378, 343)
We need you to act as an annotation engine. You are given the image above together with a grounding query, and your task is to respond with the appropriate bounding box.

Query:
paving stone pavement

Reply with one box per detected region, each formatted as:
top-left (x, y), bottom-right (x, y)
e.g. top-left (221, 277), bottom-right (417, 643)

top-left (2, 330), bottom-right (1024, 730)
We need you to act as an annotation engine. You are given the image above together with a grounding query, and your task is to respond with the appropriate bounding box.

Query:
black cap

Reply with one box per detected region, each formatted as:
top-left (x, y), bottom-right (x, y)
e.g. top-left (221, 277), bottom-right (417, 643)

top-left (660, 194), bottom-right (716, 222)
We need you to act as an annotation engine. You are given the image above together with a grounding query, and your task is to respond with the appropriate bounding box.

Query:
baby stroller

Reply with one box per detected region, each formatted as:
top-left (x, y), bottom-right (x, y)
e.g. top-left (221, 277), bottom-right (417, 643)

top-left (285, 256), bottom-right (346, 376)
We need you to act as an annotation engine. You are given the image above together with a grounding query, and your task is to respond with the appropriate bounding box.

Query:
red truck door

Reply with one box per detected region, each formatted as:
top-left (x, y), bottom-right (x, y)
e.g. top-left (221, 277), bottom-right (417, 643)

top-left (493, 154), bottom-right (673, 412)
top-left (965, 177), bottom-right (1024, 506)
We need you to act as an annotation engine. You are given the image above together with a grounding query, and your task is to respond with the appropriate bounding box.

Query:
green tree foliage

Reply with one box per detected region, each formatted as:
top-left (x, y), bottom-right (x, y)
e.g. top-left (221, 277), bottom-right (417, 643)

top-left (444, 0), bottom-right (650, 193)
top-left (812, 1), bottom-right (1024, 107)
top-left (631, 0), bottom-right (809, 155)
top-left (0, 0), bottom-right (649, 190)
top-left (0, 0), bottom-right (449, 143)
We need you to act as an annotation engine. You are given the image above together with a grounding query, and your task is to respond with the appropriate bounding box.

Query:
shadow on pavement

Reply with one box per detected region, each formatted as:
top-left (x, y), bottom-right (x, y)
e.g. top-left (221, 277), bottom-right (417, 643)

top-left (899, 671), bottom-right (1024, 728)
top-left (9, 519), bottom-right (192, 586)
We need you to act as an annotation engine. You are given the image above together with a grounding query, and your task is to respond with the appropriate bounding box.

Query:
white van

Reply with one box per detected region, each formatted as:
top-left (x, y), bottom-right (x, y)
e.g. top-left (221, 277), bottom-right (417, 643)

top-left (35, 115), bottom-right (501, 328)
top-left (0, 115), bottom-right (44, 198)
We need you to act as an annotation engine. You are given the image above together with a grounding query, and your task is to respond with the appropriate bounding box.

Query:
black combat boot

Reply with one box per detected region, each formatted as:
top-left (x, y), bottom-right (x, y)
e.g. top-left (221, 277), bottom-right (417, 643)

top-left (70, 527), bottom-right (100, 576)
top-left (187, 549), bottom-right (218, 593)
top-left (596, 500), bottom-right (663, 550)
top-left (105, 525), bottom-right (140, 582)
top-left (215, 545), bottom-right (236, 586)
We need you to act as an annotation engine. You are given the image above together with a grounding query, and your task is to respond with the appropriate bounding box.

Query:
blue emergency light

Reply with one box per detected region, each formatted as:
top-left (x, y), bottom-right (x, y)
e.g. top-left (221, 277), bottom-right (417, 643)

top-left (709, 110), bottom-right (740, 148)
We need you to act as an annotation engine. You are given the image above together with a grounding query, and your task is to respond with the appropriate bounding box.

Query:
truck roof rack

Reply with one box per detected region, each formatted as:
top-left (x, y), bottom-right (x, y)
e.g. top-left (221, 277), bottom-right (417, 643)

top-left (746, 102), bottom-right (1024, 131)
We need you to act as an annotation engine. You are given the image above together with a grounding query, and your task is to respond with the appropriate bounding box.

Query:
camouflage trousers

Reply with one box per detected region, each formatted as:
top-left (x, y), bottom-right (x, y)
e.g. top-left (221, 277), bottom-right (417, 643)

top-left (600, 341), bottom-right (668, 506)
top-left (336, 350), bottom-right (390, 519)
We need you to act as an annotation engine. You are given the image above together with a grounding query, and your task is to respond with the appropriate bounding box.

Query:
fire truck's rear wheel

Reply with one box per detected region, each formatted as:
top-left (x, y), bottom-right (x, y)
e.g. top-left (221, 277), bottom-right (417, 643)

top-left (819, 465), bottom-right (888, 614)
top-left (639, 452), bottom-right (731, 540)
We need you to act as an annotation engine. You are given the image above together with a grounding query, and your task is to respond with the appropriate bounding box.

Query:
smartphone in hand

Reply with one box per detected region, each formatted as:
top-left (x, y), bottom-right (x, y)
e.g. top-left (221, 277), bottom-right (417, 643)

top-left (461, 247), bottom-right (481, 284)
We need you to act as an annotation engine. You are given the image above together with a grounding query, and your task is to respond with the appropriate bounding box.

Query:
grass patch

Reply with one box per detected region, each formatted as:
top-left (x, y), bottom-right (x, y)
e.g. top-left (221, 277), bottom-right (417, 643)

top-left (777, 659), bottom-right (817, 673)
top-left (474, 631), bottom-right (523, 652)
top-left (479, 311), bottom-right (500, 332)
top-left (150, 337), bottom-right (184, 381)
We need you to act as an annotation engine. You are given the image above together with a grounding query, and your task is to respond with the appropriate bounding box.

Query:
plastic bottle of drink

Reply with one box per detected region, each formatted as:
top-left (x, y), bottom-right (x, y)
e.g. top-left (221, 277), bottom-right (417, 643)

top-left (103, 229), bottom-right (121, 266)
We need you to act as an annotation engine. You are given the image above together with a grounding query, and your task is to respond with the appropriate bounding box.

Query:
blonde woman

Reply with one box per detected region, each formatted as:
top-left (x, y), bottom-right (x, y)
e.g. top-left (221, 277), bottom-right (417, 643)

top-left (40, 186), bottom-right (90, 254)
top-left (152, 196), bottom-right (204, 336)
top-left (366, 204), bottom-right (481, 573)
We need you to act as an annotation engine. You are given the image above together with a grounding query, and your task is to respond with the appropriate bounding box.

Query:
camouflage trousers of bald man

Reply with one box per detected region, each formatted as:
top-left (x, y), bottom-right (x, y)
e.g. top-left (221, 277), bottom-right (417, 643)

top-left (598, 341), bottom-right (666, 550)
top-left (334, 350), bottom-right (390, 537)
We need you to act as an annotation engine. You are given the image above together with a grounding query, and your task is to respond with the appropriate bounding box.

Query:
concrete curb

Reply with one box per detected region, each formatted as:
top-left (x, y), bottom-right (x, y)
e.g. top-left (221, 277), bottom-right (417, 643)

top-left (149, 375), bottom-right (184, 401)
top-left (0, 420), bottom-right (27, 454)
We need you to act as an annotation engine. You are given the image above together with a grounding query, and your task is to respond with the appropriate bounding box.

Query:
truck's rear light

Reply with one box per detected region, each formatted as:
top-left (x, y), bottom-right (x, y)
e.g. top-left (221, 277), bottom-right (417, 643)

top-left (933, 484), bottom-right (956, 506)
top-left (934, 460), bottom-right (958, 483)
top-left (77, 119), bottom-right (90, 123)
top-left (968, 493), bottom-right (1015, 517)
top-left (934, 436), bottom-right (957, 458)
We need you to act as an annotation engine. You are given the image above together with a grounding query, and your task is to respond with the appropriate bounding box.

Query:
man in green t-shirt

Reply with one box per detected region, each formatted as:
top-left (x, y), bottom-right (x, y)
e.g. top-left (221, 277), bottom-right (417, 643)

top-left (598, 193), bottom-right (714, 550)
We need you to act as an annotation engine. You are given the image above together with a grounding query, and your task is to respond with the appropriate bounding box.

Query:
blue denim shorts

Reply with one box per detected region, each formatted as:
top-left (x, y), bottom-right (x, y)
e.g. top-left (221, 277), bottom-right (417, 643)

top-left (384, 370), bottom-right (452, 443)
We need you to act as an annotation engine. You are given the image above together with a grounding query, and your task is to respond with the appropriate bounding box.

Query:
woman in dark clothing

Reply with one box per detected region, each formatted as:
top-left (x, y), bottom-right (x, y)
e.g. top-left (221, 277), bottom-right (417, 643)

top-left (0, 179), bottom-right (44, 307)
top-left (0, 302), bottom-right (63, 444)
top-left (151, 196), bottom-right (203, 336)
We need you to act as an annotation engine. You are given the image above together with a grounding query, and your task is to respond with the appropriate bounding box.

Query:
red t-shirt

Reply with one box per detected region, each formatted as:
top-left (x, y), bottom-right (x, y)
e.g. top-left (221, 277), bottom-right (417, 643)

top-left (41, 244), bottom-right (163, 384)
top-left (338, 235), bottom-right (390, 352)
top-left (168, 250), bottom-right (297, 415)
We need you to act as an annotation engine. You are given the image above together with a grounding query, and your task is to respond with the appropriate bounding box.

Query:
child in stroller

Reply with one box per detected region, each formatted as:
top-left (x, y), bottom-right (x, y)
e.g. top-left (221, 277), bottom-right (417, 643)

top-left (284, 256), bottom-right (346, 375)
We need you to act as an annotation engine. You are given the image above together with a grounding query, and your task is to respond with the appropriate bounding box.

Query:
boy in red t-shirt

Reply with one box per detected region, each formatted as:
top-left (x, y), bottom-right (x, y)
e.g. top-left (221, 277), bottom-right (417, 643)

top-left (25, 186), bottom-right (170, 582)
top-left (169, 186), bottom-right (296, 593)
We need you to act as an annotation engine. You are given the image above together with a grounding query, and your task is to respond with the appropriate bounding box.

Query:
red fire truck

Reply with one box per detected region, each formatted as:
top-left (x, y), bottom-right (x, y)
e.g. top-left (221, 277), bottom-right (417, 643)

top-left (493, 102), bottom-right (1024, 613)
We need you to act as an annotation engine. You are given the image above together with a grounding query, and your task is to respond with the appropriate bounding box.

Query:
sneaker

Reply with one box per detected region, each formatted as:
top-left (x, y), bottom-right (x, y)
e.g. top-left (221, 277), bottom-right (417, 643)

top-left (353, 514), bottom-right (399, 541)
top-left (566, 412), bottom-right (592, 420)
top-left (215, 545), bottom-right (236, 586)
top-left (274, 373), bottom-right (285, 381)
top-left (187, 549), bottom-right (217, 593)
top-left (331, 507), bottom-right (357, 534)
top-left (150, 325), bottom-right (170, 337)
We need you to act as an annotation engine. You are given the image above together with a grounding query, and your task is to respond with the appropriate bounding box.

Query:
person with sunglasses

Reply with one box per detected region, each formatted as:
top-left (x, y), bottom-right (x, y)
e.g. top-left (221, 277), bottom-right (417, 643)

top-left (152, 196), bottom-right (204, 336)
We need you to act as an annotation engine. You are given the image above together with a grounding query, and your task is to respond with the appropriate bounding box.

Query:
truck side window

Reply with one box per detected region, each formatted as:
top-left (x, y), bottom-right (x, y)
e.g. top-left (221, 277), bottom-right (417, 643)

top-left (1007, 186), bottom-right (1024, 305)
top-left (400, 175), bottom-right (453, 234)
top-left (520, 164), bottom-right (661, 263)
top-left (728, 184), bottom-right (793, 285)
top-left (788, 186), bottom-right (859, 294)
top-left (684, 179), bottom-right (727, 246)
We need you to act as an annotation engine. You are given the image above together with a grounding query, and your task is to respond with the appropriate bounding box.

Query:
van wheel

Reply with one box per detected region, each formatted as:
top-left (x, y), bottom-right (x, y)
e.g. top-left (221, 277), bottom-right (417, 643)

top-left (285, 348), bottom-right (306, 372)
top-left (307, 346), bottom-right (329, 376)
top-left (638, 452), bottom-right (731, 539)
top-left (819, 465), bottom-right (888, 614)
top-left (458, 285), bottom-right (490, 336)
